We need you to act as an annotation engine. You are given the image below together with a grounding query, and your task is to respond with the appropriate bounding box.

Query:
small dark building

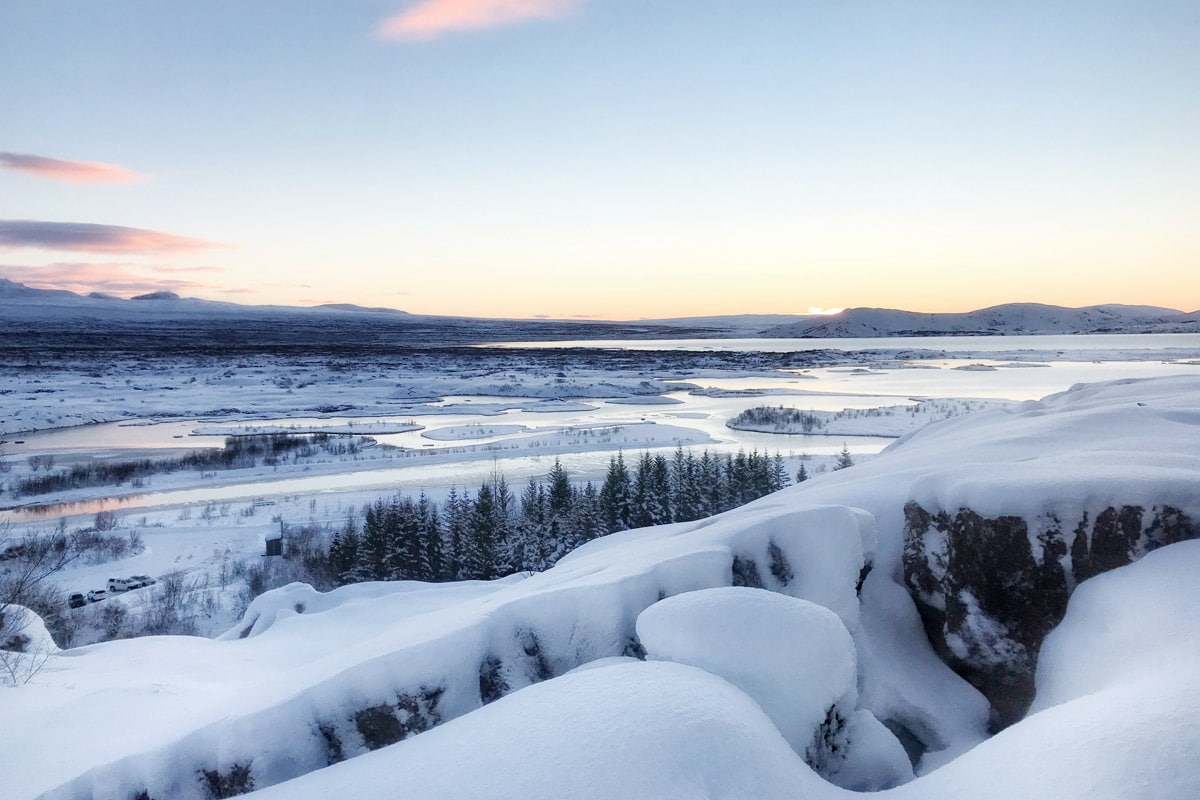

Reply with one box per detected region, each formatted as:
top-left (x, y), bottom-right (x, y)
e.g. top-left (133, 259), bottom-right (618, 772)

top-left (265, 531), bottom-right (283, 557)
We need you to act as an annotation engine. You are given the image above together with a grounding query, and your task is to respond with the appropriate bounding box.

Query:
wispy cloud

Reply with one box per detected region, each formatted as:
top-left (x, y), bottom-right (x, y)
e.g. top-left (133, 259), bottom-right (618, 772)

top-left (0, 220), bottom-right (220, 254)
top-left (377, 0), bottom-right (579, 41)
top-left (0, 152), bottom-right (148, 184)
top-left (1, 261), bottom-right (224, 297)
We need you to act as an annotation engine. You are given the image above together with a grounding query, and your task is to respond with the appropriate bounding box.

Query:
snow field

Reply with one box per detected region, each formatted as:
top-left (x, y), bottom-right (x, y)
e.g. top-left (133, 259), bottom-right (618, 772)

top-left (5, 374), bottom-right (1200, 800)
top-left (16, 502), bottom-right (964, 799)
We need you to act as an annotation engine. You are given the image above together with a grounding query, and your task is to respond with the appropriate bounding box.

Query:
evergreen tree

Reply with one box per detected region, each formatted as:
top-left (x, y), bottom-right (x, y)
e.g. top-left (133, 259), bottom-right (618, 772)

top-left (650, 453), bottom-right (671, 523)
top-left (834, 444), bottom-right (854, 470)
top-left (771, 453), bottom-right (791, 492)
top-left (546, 458), bottom-right (573, 520)
top-left (720, 453), bottom-right (739, 510)
top-left (383, 496), bottom-right (424, 581)
top-left (539, 459), bottom-right (577, 561)
top-left (465, 483), bottom-right (499, 580)
top-left (442, 486), bottom-right (468, 581)
top-left (697, 450), bottom-right (720, 518)
top-left (571, 481), bottom-right (601, 549)
top-left (630, 452), bottom-right (654, 529)
top-left (599, 452), bottom-right (632, 532)
top-left (329, 516), bottom-right (361, 584)
top-left (416, 491), bottom-right (437, 581)
top-left (796, 463), bottom-right (809, 483)
top-left (491, 471), bottom-right (515, 574)
top-left (356, 499), bottom-right (393, 581)
top-left (750, 449), bottom-right (774, 495)
top-left (327, 447), bottom-right (817, 589)
top-left (519, 477), bottom-right (553, 571)
top-left (670, 447), bottom-right (702, 522)
top-left (729, 450), bottom-right (750, 507)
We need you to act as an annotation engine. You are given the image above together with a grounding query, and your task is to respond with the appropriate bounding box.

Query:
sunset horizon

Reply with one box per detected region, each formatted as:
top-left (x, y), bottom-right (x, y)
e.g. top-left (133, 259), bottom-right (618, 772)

top-left (3, 1), bottom-right (1197, 318)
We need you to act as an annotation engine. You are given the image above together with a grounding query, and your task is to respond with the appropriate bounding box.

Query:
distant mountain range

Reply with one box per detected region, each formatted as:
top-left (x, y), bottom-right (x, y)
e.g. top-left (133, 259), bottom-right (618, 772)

top-left (1, 279), bottom-right (1196, 338)
top-left (761, 303), bottom-right (1199, 337)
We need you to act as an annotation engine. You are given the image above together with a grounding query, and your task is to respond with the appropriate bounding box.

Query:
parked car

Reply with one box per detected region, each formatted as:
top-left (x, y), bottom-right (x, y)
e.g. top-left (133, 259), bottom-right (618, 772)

top-left (68, 592), bottom-right (87, 609)
top-left (130, 574), bottom-right (156, 587)
top-left (107, 577), bottom-right (136, 592)
top-left (87, 589), bottom-right (107, 602)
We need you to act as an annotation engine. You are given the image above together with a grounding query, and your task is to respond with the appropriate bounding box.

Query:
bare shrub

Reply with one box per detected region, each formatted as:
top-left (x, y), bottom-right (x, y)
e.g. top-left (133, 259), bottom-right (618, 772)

top-left (99, 603), bottom-right (128, 640)
top-left (139, 570), bottom-right (196, 636)
top-left (0, 524), bottom-right (73, 684)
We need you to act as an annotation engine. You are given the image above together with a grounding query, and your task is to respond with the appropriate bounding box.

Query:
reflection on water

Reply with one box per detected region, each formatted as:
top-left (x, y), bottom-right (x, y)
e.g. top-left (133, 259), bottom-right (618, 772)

top-left (1, 420), bottom-right (228, 456)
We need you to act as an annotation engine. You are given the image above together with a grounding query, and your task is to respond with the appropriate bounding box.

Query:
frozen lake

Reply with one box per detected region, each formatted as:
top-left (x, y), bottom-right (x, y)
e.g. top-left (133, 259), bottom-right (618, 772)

top-left (2, 336), bottom-right (1198, 524)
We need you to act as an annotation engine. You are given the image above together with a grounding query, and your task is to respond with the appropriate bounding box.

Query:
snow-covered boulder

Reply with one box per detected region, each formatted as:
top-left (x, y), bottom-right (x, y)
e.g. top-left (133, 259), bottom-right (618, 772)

top-left (636, 587), bottom-right (912, 789)
top-left (637, 588), bottom-right (855, 756)
top-left (240, 660), bottom-right (830, 800)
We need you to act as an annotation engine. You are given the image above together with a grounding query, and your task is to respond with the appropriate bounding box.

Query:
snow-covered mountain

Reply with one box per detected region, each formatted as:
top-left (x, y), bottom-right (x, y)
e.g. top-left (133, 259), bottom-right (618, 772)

top-left (5, 280), bottom-right (1196, 339)
top-left (762, 302), bottom-right (1199, 337)
top-left (6, 375), bottom-right (1199, 800)
top-left (0, 278), bottom-right (342, 318)
top-left (0, 279), bottom-right (730, 344)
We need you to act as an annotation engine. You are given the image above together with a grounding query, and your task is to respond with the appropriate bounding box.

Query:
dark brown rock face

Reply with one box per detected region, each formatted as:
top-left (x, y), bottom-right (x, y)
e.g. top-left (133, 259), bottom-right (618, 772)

top-left (903, 502), bottom-right (1195, 730)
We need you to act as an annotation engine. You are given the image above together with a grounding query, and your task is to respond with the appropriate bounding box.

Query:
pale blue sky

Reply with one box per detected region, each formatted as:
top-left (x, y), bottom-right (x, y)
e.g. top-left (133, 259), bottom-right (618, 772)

top-left (2, 1), bottom-right (1197, 318)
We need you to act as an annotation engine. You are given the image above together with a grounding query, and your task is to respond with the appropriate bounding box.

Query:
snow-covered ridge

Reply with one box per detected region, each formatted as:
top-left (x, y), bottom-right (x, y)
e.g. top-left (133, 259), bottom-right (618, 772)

top-left (763, 302), bottom-right (1199, 337)
top-left (24, 504), bottom-right (940, 800)
top-left (241, 545), bottom-right (1200, 800)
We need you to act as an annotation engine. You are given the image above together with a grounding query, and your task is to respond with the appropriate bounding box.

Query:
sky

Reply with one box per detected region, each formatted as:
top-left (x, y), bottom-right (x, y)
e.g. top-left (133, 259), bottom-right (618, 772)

top-left (1, 0), bottom-right (1197, 320)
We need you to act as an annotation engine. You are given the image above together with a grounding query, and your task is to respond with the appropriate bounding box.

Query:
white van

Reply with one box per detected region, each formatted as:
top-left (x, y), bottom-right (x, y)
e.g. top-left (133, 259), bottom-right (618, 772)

top-left (107, 577), bottom-right (136, 592)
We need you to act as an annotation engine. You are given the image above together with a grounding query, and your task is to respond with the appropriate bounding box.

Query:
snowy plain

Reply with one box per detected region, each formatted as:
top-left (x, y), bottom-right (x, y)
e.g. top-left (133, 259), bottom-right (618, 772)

top-left (2, 290), bottom-right (1199, 800)
top-left (3, 373), bottom-right (1198, 800)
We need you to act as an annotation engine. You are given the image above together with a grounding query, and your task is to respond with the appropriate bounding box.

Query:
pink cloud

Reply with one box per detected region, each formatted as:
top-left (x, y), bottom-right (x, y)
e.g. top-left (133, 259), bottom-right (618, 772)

top-left (0, 220), bottom-right (221, 254)
top-left (377, 0), bottom-right (579, 41)
top-left (0, 152), bottom-right (148, 184)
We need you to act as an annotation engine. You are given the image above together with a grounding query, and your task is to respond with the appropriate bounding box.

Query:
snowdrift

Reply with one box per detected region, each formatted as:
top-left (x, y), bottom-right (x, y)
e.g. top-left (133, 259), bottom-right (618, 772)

top-left (240, 541), bottom-right (1200, 800)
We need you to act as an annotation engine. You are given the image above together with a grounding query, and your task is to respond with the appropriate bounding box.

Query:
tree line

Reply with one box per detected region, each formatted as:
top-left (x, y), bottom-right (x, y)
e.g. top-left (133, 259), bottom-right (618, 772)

top-left (325, 447), bottom-right (793, 586)
top-left (14, 434), bottom-right (365, 496)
